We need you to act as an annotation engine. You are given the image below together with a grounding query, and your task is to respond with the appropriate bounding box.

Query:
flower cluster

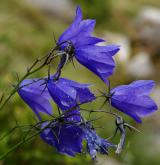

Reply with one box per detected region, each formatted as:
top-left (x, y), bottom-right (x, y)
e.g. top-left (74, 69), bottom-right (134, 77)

top-left (18, 6), bottom-right (158, 160)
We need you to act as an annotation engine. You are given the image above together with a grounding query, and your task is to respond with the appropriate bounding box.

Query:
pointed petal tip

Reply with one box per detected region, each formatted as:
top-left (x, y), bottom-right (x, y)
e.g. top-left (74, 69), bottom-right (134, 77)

top-left (155, 104), bottom-right (158, 111)
top-left (108, 44), bottom-right (120, 47)
top-left (114, 45), bottom-right (121, 51)
top-left (135, 118), bottom-right (142, 124)
top-left (149, 80), bottom-right (156, 89)
top-left (110, 44), bottom-right (121, 53)
top-left (76, 5), bottom-right (82, 18)
top-left (129, 113), bottom-right (142, 123)
top-left (95, 37), bottom-right (106, 43)
top-left (106, 44), bottom-right (120, 56)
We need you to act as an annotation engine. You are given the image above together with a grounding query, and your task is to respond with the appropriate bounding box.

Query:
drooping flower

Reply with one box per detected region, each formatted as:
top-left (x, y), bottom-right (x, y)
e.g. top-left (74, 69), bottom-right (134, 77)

top-left (41, 121), bottom-right (84, 156)
top-left (18, 76), bottom-right (95, 156)
top-left (18, 79), bottom-right (52, 120)
top-left (58, 6), bottom-right (120, 84)
top-left (110, 80), bottom-right (158, 123)
top-left (18, 76), bottom-right (95, 121)
top-left (80, 122), bottom-right (115, 160)
top-left (40, 119), bottom-right (115, 158)
top-left (47, 76), bottom-right (95, 121)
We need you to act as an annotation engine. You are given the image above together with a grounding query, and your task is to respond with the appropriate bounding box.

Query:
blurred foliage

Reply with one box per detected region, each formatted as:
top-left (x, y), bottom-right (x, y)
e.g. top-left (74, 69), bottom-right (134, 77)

top-left (73, 0), bottom-right (112, 24)
top-left (0, 0), bottom-right (160, 165)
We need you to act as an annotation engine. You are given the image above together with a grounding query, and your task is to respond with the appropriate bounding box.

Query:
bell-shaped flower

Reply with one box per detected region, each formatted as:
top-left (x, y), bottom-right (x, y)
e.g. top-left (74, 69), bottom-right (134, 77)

top-left (80, 123), bottom-right (115, 160)
top-left (41, 120), bottom-right (115, 159)
top-left (47, 76), bottom-right (95, 121)
top-left (40, 121), bottom-right (84, 157)
top-left (110, 80), bottom-right (158, 123)
top-left (75, 45), bottom-right (119, 84)
top-left (58, 6), bottom-right (120, 84)
top-left (18, 79), bottom-right (52, 119)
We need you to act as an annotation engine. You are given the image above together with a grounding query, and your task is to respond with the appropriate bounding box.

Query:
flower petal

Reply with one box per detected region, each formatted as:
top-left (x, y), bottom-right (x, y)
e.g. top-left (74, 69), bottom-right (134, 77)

top-left (47, 77), bottom-right (95, 111)
top-left (18, 79), bottom-right (52, 119)
top-left (75, 45), bottom-right (120, 83)
top-left (111, 80), bottom-right (155, 96)
top-left (58, 6), bottom-right (82, 43)
top-left (74, 36), bottom-right (104, 48)
top-left (111, 80), bottom-right (158, 123)
top-left (41, 122), bottom-right (83, 156)
top-left (81, 123), bottom-right (115, 159)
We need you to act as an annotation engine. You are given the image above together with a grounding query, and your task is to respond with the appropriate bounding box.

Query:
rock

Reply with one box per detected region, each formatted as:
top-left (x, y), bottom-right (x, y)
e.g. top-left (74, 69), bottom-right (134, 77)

top-left (137, 6), bottom-right (160, 24)
top-left (135, 6), bottom-right (160, 54)
top-left (126, 51), bottom-right (155, 78)
top-left (25, 0), bottom-right (74, 18)
top-left (96, 157), bottom-right (122, 165)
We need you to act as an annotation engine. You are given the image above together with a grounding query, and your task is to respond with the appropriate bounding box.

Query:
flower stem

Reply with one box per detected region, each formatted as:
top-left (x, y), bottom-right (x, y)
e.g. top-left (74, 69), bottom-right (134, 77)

top-left (0, 45), bottom-right (59, 112)
top-left (0, 120), bottom-right (52, 160)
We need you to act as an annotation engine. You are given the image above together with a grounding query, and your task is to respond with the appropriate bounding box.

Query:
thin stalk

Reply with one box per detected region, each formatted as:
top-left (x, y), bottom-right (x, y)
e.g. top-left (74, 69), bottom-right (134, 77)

top-left (0, 46), bottom-right (59, 112)
top-left (0, 104), bottom-right (82, 159)
top-left (0, 121), bottom-right (53, 160)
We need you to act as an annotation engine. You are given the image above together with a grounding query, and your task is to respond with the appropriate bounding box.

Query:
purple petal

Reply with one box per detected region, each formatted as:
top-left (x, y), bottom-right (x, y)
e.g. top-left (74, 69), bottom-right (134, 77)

top-left (129, 80), bottom-right (155, 95)
top-left (59, 19), bottom-right (96, 46)
top-left (111, 80), bottom-right (158, 123)
top-left (58, 6), bottom-right (100, 48)
top-left (111, 80), bottom-right (155, 96)
top-left (59, 78), bottom-right (95, 103)
top-left (20, 79), bottom-right (50, 98)
top-left (77, 45), bottom-right (120, 56)
top-left (74, 36), bottom-right (105, 48)
top-left (78, 19), bottom-right (96, 36)
top-left (47, 78), bottom-right (77, 110)
top-left (75, 45), bottom-right (119, 83)
top-left (81, 123), bottom-right (115, 159)
top-left (41, 122), bottom-right (83, 156)
top-left (111, 95), bottom-right (157, 123)
top-left (47, 77), bottom-right (95, 111)
top-left (18, 79), bottom-right (52, 119)
top-left (58, 6), bottom-right (82, 43)
top-left (64, 108), bottom-right (81, 122)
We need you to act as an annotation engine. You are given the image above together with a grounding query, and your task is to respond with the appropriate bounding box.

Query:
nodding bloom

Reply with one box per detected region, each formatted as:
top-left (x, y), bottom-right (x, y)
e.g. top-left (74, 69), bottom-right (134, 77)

top-left (80, 122), bottom-right (115, 160)
top-left (40, 119), bottom-right (115, 158)
top-left (47, 76), bottom-right (95, 121)
top-left (110, 80), bottom-right (158, 123)
top-left (57, 6), bottom-right (120, 84)
top-left (18, 76), bottom-right (95, 121)
top-left (41, 121), bottom-right (84, 156)
top-left (18, 76), bottom-right (95, 156)
top-left (18, 79), bottom-right (52, 120)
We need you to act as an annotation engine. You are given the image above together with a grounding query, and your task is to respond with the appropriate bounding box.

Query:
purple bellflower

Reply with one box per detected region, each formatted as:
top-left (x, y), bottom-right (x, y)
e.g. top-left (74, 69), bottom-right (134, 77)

top-left (18, 76), bottom-right (95, 121)
top-left (41, 121), bottom-right (84, 156)
top-left (47, 76), bottom-right (95, 121)
top-left (57, 6), bottom-right (120, 84)
top-left (80, 122), bottom-right (115, 160)
top-left (14, 3), bottom-right (159, 160)
top-left (40, 119), bottom-right (115, 158)
top-left (18, 76), bottom-right (95, 156)
top-left (110, 80), bottom-right (158, 123)
top-left (18, 79), bottom-right (52, 120)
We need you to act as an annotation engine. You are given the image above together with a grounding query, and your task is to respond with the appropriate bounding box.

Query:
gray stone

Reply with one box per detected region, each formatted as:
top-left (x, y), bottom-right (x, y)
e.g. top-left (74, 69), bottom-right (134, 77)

top-left (126, 51), bottom-right (155, 78)
top-left (135, 6), bottom-right (160, 54)
top-left (25, 0), bottom-right (74, 18)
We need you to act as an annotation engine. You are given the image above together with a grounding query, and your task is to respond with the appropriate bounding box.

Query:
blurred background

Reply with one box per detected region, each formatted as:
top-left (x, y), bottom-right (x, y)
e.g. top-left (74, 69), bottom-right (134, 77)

top-left (0, 0), bottom-right (160, 164)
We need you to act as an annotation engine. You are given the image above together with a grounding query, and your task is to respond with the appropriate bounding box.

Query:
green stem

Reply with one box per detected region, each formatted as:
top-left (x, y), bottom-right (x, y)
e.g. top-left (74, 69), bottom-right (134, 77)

top-left (0, 104), bottom-right (83, 159)
top-left (0, 121), bottom-right (53, 160)
top-left (0, 64), bottom-right (44, 112)
top-left (0, 46), bottom-right (59, 112)
top-left (0, 130), bottom-right (41, 160)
